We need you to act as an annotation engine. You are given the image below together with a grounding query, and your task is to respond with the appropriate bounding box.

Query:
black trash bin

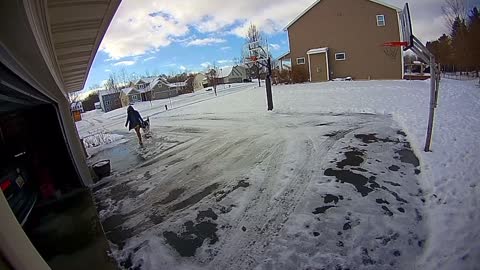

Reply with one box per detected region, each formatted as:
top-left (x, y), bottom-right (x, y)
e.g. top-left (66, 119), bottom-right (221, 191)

top-left (92, 160), bottom-right (111, 180)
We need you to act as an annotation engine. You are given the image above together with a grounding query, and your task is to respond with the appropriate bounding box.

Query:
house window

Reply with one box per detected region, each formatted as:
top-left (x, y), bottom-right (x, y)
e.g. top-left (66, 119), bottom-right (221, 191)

top-left (335, 52), bottom-right (346, 61)
top-left (296, 57), bottom-right (305, 65)
top-left (376, 15), bottom-right (385, 26)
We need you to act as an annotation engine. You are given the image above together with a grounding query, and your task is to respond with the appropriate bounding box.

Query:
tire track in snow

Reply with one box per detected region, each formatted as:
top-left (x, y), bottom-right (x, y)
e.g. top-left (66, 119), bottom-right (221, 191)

top-left (210, 128), bottom-right (358, 269)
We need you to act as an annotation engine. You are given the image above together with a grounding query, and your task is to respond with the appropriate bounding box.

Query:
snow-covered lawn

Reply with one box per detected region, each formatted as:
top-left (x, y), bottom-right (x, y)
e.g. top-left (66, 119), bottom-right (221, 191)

top-left (80, 79), bottom-right (480, 270)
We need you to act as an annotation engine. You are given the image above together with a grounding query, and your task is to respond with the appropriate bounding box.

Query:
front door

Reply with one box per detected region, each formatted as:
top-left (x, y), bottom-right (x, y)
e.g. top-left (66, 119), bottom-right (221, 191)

top-left (309, 53), bottom-right (329, 82)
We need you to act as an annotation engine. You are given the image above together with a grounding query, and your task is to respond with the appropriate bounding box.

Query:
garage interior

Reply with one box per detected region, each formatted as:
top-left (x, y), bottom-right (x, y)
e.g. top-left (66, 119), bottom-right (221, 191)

top-left (0, 0), bottom-right (121, 268)
top-left (0, 62), bottom-right (116, 269)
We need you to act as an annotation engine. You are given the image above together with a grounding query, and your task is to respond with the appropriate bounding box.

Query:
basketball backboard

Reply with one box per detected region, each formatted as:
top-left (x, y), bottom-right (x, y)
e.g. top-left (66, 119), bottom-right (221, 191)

top-left (400, 3), bottom-right (413, 51)
top-left (243, 41), bottom-right (268, 65)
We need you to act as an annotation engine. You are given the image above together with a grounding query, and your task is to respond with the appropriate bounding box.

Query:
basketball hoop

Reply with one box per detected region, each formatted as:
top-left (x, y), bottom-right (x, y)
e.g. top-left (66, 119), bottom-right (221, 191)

top-left (383, 41), bottom-right (409, 47)
top-left (383, 46), bottom-right (399, 60)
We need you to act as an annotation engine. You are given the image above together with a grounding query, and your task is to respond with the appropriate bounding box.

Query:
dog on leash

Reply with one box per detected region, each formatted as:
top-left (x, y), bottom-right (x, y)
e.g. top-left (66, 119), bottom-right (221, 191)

top-left (142, 117), bottom-right (152, 138)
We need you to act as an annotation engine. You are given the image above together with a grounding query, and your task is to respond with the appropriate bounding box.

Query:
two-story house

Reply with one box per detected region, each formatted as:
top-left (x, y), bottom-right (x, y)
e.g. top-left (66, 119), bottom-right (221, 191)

top-left (98, 89), bottom-right (122, 112)
top-left (281, 0), bottom-right (403, 82)
top-left (149, 78), bottom-right (179, 100)
top-left (215, 65), bottom-right (248, 84)
top-left (120, 87), bottom-right (141, 106)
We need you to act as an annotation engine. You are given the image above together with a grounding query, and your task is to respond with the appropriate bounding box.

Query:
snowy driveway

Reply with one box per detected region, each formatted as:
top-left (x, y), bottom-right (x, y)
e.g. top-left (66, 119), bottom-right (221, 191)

top-left (92, 111), bottom-right (427, 270)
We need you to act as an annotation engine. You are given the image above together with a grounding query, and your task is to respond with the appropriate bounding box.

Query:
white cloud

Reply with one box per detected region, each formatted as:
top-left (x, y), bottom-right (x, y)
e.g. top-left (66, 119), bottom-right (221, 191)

top-left (162, 63), bottom-right (177, 67)
top-left (200, 62), bottom-right (211, 68)
top-left (99, 0), bottom-right (316, 59)
top-left (143, 56), bottom-right (156, 62)
top-left (100, 79), bottom-right (108, 86)
top-left (186, 38), bottom-right (226, 46)
top-left (220, 46), bottom-right (231, 50)
top-left (179, 65), bottom-right (187, 71)
top-left (218, 59), bottom-right (233, 64)
top-left (270, 43), bottom-right (281, 50)
top-left (113, 60), bottom-right (136, 66)
top-left (105, 69), bottom-right (111, 72)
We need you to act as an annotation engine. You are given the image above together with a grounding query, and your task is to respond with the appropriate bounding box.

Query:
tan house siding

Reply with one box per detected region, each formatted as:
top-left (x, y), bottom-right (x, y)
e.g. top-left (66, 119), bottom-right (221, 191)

top-left (288, 0), bottom-right (402, 81)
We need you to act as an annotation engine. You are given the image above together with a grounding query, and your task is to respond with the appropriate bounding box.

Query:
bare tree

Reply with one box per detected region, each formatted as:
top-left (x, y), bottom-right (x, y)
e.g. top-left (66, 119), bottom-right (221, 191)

top-left (242, 24), bottom-right (265, 86)
top-left (144, 69), bottom-right (152, 78)
top-left (105, 72), bottom-right (120, 91)
top-left (118, 68), bottom-right (130, 87)
top-left (206, 62), bottom-right (218, 96)
top-left (89, 84), bottom-right (101, 91)
top-left (68, 91), bottom-right (80, 105)
top-left (442, 0), bottom-right (467, 29)
top-left (242, 24), bottom-right (271, 87)
top-left (129, 72), bottom-right (140, 83)
top-left (233, 57), bottom-right (241, 65)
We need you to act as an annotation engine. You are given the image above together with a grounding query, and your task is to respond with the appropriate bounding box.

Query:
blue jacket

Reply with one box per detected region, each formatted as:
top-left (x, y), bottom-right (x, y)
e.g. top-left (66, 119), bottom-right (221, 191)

top-left (125, 109), bottom-right (144, 130)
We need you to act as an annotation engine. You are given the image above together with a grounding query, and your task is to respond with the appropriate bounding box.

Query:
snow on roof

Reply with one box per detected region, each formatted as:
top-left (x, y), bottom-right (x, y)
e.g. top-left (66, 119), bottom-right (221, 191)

top-left (99, 89), bottom-right (121, 96)
top-left (215, 66), bottom-right (234, 78)
top-left (70, 101), bottom-right (82, 109)
top-left (135, 76), bottom-right (161, 85)
top-left (122, 87), bottom-right (135, 95)
top-left (277, 51), bottom-right (291, 60)
top-left (143, 77), bottom-right (158, 83)
top-left (307, 47), bottom-right (328, 54)
top-left (148, 77), bottom-right (168, 90)
top-left (167, 82), bottom-right (187, 88)
top-left (284, 0), bottom-right (401, 30)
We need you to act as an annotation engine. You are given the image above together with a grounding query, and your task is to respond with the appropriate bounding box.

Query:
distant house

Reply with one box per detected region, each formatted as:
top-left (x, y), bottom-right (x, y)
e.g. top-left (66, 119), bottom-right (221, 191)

top-left (98, 89), bottom-right (122, 112)
top-left (215, 65), bottom-right (248, 84)
top-left (167, 82), bottom-right (186, 91)
top-left (193, 73), bottom-right (208, 91)
top-left (133, 76), bottom-right (167, 101)
top-left (148, 78), bottom-right (179, 100)
top-left (130, 76), bottom-right (191, 101)
top-left (275, 51), bottom-right (292, 71)
top-left (94, 102), bottom-right (101, 110)
top-left (70, 101), bottom-right (84, 113)
top-left (134, 77), bottom-right (158, 89)
top-left (70, 101), bottom-right (83, 122)
top-left (120, 87), bottom-right (141, 107)
top-left (280, 0), bottom-right (403, 81)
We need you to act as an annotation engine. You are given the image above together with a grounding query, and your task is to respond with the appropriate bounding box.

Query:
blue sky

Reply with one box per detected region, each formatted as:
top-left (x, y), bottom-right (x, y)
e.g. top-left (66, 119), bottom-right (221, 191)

top-left (82, 0), bottom-right (475, 92)
top-left (85, 29), bottom-right (289, 90)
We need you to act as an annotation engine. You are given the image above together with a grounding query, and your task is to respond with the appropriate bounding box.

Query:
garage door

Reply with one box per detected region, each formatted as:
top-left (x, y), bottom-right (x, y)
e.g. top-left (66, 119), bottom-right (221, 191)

top-left (0, 63), bottom-right (82, 225)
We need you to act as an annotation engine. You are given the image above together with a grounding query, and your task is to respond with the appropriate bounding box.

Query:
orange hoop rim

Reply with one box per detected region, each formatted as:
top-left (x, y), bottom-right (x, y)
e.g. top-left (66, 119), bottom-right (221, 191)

top-left (383, 41), bottom-right (409, 47)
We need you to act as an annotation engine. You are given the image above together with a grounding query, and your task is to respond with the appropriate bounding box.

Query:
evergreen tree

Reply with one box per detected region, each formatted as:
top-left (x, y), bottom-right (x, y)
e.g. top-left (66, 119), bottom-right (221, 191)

top-left (438, 34), bottom-right (453, 67)
top-left (427, 34), bottom-right (453, 70)
top-left (467, 7), bottom-right (480, 73)
top-left (451, 17), bottom-right (469, 70)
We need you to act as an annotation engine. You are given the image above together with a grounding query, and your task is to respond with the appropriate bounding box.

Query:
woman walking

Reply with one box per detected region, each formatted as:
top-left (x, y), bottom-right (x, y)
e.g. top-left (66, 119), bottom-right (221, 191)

top-left (125, 105), bottom-right (145, 145)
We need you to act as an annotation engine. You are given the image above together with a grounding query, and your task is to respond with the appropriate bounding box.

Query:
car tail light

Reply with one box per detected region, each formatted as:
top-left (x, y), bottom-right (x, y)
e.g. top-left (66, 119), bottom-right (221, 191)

top-left (1, 179), bottom-right (12, 191)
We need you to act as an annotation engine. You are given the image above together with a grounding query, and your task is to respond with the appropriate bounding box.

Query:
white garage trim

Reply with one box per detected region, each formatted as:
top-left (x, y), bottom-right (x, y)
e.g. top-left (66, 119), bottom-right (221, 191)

top-left (0, 192), bottom-right (50, 270)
